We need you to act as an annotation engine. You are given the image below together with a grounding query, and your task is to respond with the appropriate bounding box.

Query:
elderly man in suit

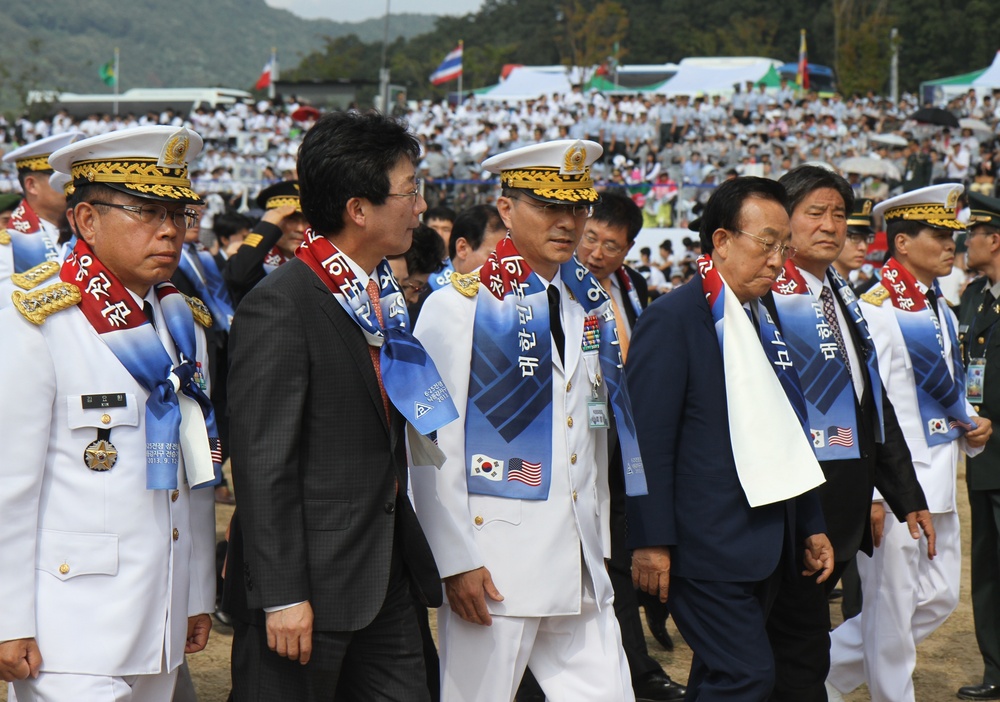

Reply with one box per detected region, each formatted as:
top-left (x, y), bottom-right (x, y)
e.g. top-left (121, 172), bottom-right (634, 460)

top-left (225, 111), bottom-right (455, 701)
top-left (410, 140), bottom-right (643, 701)
top-left (0, 126), bottom-right (219, 700)
top-left (827, 184), bottom-right (992, 702)
top-left (627, 176), bottom-right (834, 701)
top-left (955, 191), bottom-right (1000, 701)
top-left (763, 165), bottom-right (932, 702)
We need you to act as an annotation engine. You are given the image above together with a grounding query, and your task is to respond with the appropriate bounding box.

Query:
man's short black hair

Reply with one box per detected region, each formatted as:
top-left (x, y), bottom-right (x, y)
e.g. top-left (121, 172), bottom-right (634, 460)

top-left (425, 206), bottom-right (456, 224)
top-left (699, 176), bottom-right (788, 254)
top-left (449, 205), bottom-right (502, 260)
top-left (213, 211), bottom-right (252, 244)
top-left (297, 111), bottom-right (420, 235)
top-left (778, 165), bottom-right (854, 218)
top-left (405, 224), bottom-right (446, 275)
top-left (591, 192), bottom-right (643, 243)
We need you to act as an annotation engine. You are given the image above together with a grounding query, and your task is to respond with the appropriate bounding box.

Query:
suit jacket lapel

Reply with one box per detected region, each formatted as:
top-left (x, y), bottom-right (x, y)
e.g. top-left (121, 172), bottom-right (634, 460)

top-left (311, 277), bottom-right (390, 436)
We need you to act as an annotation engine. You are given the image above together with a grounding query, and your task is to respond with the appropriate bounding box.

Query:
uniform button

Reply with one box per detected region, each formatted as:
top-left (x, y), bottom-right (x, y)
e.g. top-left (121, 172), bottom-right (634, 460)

top-left (101, 414), bottom-right (111, 425)
top-left (384, 501), bottom-right (395, 514)
top-left (567, 416), bottom-right (573, 428)
top-left (172, 528), bottom-right (180, 541)
top-left (572, 490), bottom-right (578, 502)
top-left (566, 381), bottom-right (572, 392)
top-left (171, 490), bottom-right (179, 502)
top-left (474, 515), bottom-right (484, 526)
top-left (570, 453), bottom-right (578, 464)
top-left (979, 337), bottom-right (986, 344)
top-left (59, 563), bottom-right (70, 575)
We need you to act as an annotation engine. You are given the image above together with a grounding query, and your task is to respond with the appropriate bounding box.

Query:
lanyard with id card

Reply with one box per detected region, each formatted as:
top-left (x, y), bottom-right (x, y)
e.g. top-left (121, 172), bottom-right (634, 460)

top-left (968, 358), bottom-right (986, 404)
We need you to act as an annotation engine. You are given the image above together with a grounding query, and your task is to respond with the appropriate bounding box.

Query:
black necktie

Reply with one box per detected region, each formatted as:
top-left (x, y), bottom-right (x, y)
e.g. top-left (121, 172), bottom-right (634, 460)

top-left (926, 288), bottom-right (940, 317)
top-left (143, 301), bottom-right (157, 330)
top-left (548, 285), bottom-right (565, 365)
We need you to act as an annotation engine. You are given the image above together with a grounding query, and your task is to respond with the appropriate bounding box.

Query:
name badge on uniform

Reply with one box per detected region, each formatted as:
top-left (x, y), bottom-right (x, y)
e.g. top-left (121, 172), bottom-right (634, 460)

top-left (81, 393), bottom-right (127, 409)
top-left (968, 358), bottom-right (986, 404)
top-left (588, 401), bottom-right (609, 429)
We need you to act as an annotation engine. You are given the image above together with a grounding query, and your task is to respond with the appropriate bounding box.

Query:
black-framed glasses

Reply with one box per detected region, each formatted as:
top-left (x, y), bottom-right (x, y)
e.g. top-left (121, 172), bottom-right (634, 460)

top-left (510, 195), bottom-right (593, 219)
top-left (399, 280), bottom-right (426, 294)
top-left (733, 229), bottom-right (797, 260)
top-left (580, 231), bottom-right (626, 256)
top-left (91, 201), bottom-right (199, 229)
top-left (386, 178), bottom-right (423, 203)
top-left (846, 232), bottom-right (876, 245)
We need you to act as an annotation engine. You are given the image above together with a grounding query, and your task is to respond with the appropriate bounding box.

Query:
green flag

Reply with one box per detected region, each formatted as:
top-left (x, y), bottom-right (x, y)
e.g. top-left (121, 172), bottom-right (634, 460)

top-left (99, 60), bottom-right (115, 86)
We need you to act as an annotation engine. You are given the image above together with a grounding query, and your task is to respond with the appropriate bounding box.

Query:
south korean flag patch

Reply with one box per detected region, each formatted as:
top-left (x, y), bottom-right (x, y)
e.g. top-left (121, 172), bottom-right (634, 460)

top-left (470, 454), bottom-right (504, 481)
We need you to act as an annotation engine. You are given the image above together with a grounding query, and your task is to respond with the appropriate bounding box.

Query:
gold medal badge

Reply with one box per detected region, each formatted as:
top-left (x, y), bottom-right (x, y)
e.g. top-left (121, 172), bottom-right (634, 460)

top-left (84, 438), bottom-right (118, 471)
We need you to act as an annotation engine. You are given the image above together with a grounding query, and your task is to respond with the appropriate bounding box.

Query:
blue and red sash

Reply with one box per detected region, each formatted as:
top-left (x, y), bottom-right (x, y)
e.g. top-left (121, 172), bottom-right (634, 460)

top-left (8, 200), bottom-right (60, 272)
top-left (699, 255), bottom-right (810, 435)
top-left (295, 229), bottom-right (458, 435)
top-left (466, 236), bottom-right (647, 501)
top-left (614, 267), bottom-right (644, 320)
top-left (177, 242), bottom-right (235, 333)
top-left (878, 258), bottom-right (972, 445)
top-left (61, 239), bottom-right (222, 490)
top-left (427, 259), bottom-right (455, 291)
top-left (771, 261), bottom-right (882, 460)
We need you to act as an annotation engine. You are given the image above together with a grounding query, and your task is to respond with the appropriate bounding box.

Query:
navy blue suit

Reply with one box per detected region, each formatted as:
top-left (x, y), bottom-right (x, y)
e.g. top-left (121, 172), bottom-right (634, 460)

top-left (626, 277), bottom-right (826, 700)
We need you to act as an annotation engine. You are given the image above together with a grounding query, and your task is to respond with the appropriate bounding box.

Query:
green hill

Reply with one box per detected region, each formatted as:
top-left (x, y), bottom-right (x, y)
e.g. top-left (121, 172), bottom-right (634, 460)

top-left (0, 0), bottom-right (436, 111)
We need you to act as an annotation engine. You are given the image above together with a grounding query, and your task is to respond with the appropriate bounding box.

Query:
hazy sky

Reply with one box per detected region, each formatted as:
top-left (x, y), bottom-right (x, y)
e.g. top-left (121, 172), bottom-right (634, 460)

top-left (265, 0), bottom-right (485, 24)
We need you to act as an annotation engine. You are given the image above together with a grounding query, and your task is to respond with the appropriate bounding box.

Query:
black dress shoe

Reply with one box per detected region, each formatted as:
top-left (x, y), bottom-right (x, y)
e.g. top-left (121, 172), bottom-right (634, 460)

top-left (633, 670), bottom-right (687, 702)
top-left (958, 683), bottom-right (1000, 700)
top-left (644, 606), bottom-right (674, 651)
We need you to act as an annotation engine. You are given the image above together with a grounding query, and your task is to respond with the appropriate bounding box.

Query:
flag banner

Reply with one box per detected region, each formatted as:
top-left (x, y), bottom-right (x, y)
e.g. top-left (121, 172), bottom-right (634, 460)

top-left (255, 59), bottom-right (273, 90)
top-left (430, 43), bottom-right (463, 85)
top-left (797, 29), bottom-right (809, 90)
top-left (99, 60), bottom-right (115, 87)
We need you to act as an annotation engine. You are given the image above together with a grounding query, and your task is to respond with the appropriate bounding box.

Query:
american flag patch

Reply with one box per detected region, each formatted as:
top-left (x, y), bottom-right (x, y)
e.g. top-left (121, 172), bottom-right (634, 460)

top-left (507, 457), bottom-right (542, 486)
top-left (209, 437), bottom-right (223, 465)
top-left (827, 426), bottom-right (854, 448)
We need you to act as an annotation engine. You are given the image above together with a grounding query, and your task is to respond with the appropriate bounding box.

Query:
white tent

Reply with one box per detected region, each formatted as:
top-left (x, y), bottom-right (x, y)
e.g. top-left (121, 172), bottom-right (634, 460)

top-left (475, 66), bottom-right (573, 101)
top-left (972, 50), bottom-right (1000, 88)
top-left (652, 57), bottom-right (782, 97)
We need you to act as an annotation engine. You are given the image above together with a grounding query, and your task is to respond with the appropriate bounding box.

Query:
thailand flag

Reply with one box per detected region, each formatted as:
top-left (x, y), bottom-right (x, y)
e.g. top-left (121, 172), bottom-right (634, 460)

top-left (796, 29), bottom-right (809, 90)
top-left (507, 457), bottom-right (542, 486)
top-left (827, 425), bottom-right (854, 448)
top-left (430, 43), bottom-right (463, 85)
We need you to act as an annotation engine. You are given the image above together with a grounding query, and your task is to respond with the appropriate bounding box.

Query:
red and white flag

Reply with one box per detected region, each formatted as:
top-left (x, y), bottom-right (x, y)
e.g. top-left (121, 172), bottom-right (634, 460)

top-left (255, 58), bottom-right (274, 91)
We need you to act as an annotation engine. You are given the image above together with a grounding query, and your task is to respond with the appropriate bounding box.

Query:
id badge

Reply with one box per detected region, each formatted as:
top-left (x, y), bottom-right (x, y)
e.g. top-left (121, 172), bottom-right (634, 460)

top-left (967, 358), bottom-right (986, 404)
top-left (588, 401), bottom-right (609, 429)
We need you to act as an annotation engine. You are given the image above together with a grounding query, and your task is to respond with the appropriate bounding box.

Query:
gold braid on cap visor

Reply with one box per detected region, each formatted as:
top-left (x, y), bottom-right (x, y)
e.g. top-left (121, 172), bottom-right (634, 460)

top-left (500, 168), bottom-right (599, 203)
top-left (16, 156), bottom-right (53, 172)
top-left (70, 159), bottom-right (198, 200)
top-left (265, 196), bottom-right (302, 211)
top-left (883, 203), bottom-right (965, 230)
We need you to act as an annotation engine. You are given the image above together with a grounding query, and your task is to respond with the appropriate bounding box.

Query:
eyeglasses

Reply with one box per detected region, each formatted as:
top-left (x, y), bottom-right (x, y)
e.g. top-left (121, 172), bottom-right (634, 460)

top-left (581, 231), bottom-right (626, 256)
top-left (91, 201), bottom-right (199, 229)
top-left (510, 196), bottom-right (593, 219)
top-left (386, 178), bottom-right (423, 203)
top-left (399, 281), bottom-right (426, 294)
top-left (846, 232), bottom-right (875, 245)
top-left (733, 229), bottom-right (797, 260)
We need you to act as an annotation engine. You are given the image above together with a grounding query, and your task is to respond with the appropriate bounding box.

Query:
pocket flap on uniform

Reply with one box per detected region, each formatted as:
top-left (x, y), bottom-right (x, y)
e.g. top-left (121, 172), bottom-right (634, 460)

top-left (468, 496), bottom-right (522, 530)
top-left (36, 529), bottom-right (119, 581)
top-left (66, 393), bottom-right (139, 430)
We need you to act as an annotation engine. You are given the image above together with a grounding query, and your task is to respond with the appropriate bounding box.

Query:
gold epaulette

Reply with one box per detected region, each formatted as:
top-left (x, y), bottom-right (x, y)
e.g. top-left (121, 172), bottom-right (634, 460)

top-left (0, 230), bottom-right (9, 245)
top-left (860, 286), bottom-right (890, 307)
top-left (12, 282), bottom-right (81, 325)
top-left (11, 260), bottom-right (60, 290)
top-left (450, 270), bottom-right (480, 298)
top-left (184, 294), bottom-right (213, 328)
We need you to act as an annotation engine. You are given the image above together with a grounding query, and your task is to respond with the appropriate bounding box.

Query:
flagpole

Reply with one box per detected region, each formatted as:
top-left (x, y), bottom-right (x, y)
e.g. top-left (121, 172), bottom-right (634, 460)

top-left (457, 40), bottom-right (463, 106)
top-left (269, 47), bottom-right (278, 101)
top-left (113, 47), bottom-right (120, 117)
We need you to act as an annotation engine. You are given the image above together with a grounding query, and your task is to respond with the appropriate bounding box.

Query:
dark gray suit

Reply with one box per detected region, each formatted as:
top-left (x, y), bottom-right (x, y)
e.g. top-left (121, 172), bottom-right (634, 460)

top-left (224, 257), bottom-right (440, 701)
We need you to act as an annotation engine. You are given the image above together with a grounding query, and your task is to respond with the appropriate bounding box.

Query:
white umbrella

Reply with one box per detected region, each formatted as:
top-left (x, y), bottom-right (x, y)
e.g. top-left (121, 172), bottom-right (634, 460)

top-left (839, 156), bottom-right (901, 180)
top-left (960, 117), bottom-right (992, 134)
top-left (870, 133), bottom-right (908, 147)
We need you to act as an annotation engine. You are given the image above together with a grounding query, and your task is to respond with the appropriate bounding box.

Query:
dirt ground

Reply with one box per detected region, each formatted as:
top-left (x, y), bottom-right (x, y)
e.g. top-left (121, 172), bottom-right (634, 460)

top-left (2, 461), bottom-right (988, 701)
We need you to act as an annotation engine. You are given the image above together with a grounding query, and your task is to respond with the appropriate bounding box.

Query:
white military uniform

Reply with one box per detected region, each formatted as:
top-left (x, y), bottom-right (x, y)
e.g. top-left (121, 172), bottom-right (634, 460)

top-left (410, 273), bottom-right (633, 702)
top-left (0, 212), bottom-right (63, 309)
top-left (0, 284), bottom-right (216, 701)
top-left (827, 280), bottom-right (981, 702)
